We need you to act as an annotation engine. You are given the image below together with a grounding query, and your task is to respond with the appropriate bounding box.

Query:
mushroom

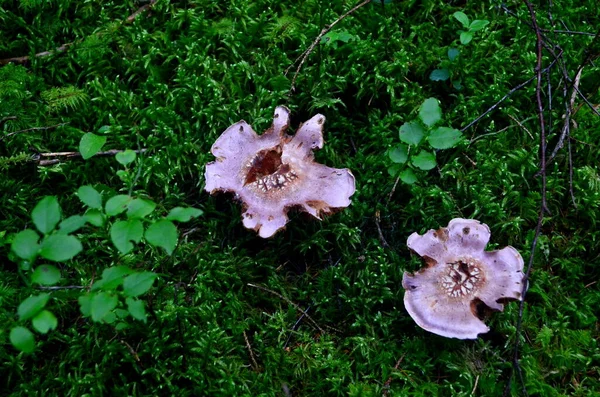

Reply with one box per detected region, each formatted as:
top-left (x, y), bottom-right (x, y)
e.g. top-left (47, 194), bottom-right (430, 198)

top-left (205, 106), bottom-right (356, 238)
top-left (402, 218), bottom-right (524, 339)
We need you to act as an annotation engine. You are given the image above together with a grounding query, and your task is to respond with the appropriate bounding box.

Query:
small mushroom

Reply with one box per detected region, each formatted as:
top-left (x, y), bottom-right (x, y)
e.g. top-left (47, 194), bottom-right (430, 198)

top-left (205, 106), bottom-right (356, 238)
top-left (402, 218), bottom-right (524, 339)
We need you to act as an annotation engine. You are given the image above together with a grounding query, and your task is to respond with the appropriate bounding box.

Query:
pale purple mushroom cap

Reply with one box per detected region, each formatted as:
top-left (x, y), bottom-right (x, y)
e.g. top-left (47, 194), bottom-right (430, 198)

top-left (205, 106), bottom-right (356, 238)
top-left (402, 218), bottom-right (525, 339)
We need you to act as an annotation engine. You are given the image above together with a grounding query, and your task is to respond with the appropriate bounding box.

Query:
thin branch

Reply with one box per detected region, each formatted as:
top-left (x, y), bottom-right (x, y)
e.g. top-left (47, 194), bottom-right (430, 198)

top-left (0, 1), bottom-right (156, 66)
top-left (283, 307), bottom-right (309, 349)
top-left (285, 0), bottom-right (372, 93)
top-left (0, 116), bottom-right (18, 127)
top-left (243, 330), bottom-right (259, 371)
top-left (35, 148), bottom-right (148, 166)
top-left (460, 58), bottom-right (558, 133)
top-left (0, 123), bottom-right (68, 142)
top-left (36, 285), bottom-right (86, 290)
top-left (247, 283), bottom-right (336, 335)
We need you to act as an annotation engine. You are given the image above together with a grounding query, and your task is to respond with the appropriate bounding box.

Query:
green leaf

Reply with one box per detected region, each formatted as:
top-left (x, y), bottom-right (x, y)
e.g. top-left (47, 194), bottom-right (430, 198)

top-left (447, 48), bottom-right (460, 61)
top-left (167, 207), bottom-right (204, 222)
top-left (78, 294), bottom-right (91, 317)
top-left (11, 229), bottom-right (40, 260)
top-left (123, 272), bottom-right (158, 297)
top-left (399, 169), bottom-right (418, 184)
top-left (453, 11), bottom-right (470, 28)
top-left (429, 68), bottom-right (450, 81)
top-left (115, 150), bottom-right (136, 165)
top-left (387, 164), bottom-right (401, 178)
top-left (58, 215), bottom-right (87, 234)
top-left (79, 133), bottom-right (107, 160)
top-left (126, 297), bottom-right (147, 322)
top-left (399, 121), bottom-right (425, 145)
top-left (97, 125), bottom-right (111, 134)
top-left (411, 150), bottom-right (437, 170)
top-left (90, 292), bottom-right (118, 322)
top-left (32, 310), bottom-right (58, 334)
top-left (110, 219), bottom-right (143, 254)
top-left (127, 198), bottom-right (156, 219)
top-left (10, 326), bottom-right (35, 353)
top-left (31, 265), bottom-right (61, 286)
top-left (418, 98), bottom-right (442, 127)
top-left (39, 234), bottom-right (82, 262)
top-left (388, 144), bottom-right (408, 164)
top-left (105, 195), bottom-right (131, 216)
top-left (77, 186), bottom-right (103, 209)
top-left (429, 127), bottom-right (463, 149)
top-left (469, 20), bottom-right (489, 32)
top-left (32, 196), bottom-right (61, 234)
top-left (145, 220), bottom-right (177, 255)
top-left (92, 266), bottom-right (134, 291)
top-left (84, 209), bottom-right (105, 227)
top-left (18, 293), bottom-right (50, 321)
top-left (460, 31), bottom-right (473, 45)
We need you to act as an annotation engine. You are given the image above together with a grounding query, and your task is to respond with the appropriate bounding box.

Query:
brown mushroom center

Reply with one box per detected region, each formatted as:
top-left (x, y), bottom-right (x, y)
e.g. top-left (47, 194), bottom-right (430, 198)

top-left (244, 146), bottom-right (298, 192)
top-left (441, 258), bottom-right (485, 298)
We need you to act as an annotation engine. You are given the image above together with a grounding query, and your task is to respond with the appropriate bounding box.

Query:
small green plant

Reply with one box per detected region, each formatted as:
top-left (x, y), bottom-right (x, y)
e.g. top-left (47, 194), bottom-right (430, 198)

top-left (429, 12), bottom-right (490, 89)
top-left (7, 153), bottom-right (203, 352)
top-left (387, 98), bottom-right (462, 184)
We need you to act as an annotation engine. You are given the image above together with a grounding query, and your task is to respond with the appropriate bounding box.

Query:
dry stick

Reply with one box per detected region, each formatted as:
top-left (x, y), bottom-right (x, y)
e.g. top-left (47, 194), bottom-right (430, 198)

top-left (0, 1), bottom-right (156, 66)
top-left (0, 122), bottom-right (68, 142)
top-left (285, 0), bottom-right (373, 93)
top-left (505, 3), bottom-right (550, 397)
top-left (382, 353), bottom-right (406, 396)
top-left (247, 283), bottom-right (333, 335)
top-left (36, 148), bottom-right (148, 166)
top-left (243, 330), bottom-right (260, 371)
top-left (460, 58), bottom-right (558, 133)
top-left (283, 306), bottom-right (310, 349)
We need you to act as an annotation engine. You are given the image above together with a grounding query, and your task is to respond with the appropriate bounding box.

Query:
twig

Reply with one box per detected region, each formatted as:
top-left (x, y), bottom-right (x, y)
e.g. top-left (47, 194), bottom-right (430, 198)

top-left (284, 306), bottom-right (310, 349)
top-left (471, 374), bottom-right (480, 396)
top-left (374, 210), bottom-right (390, 248)
top-left (0, 1), bottom-right (156, 66)
top-left (382, 354), bottom-right (405, 396)
top-left (460, 58), bottom-right (558, 133)
top-left (243, 330), bottom-right (259, 371)
top-left (0, 116), bottom-right (17, 127)
top-left (247, 283), bottom-right (337, 334)
top-left (506, 114), bottom-right (535, 140)
top-left (36, 285), bottom-right (86, 290)
top-left (0, 123), bottom-right (68, 142)
top-left (285, 0), bottom-right (372, 93)
top-left (35, 148), bottom-right (148, 166)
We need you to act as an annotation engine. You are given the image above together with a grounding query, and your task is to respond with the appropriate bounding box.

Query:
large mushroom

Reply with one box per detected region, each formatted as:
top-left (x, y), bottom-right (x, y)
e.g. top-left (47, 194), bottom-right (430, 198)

top-left (402, 218), bottom-right (525, 339)
top-left (205, 106), bottom-right (356, 238)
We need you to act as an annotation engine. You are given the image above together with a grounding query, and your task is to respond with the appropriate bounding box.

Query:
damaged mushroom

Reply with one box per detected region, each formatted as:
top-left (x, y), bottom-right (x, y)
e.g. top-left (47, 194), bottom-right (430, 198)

top-left (204, 106), bottom-right (356, 238)
top-left (402, 218), bottom-right (524, 339)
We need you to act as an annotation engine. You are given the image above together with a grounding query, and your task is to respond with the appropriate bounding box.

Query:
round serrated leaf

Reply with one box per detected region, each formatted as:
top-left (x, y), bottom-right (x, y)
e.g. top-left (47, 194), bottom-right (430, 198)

top-left (77, 185), bottom-right (103, 209)
top-left (58, 215), bottom-right (87, 234)
top-left (32, 310), bottom-right (58, 334)
top-left (399, 169), bottom-right (418, 184)
top-left (399, 121), bottom-right (425, 145)
top-left (92, 266), bottom-right (134, 291)
top-left (32, 196), bottom-right (61, 234)
top-left (388, 144), bottom-right (408, 164)
top-left (115, 150), bottom-right (136, 165)
top-left (123, 272), bottom-right (158, 297)
top-left (429, 68), bottom-right (450, 81)
top-left (411, 150), bottom-right (437, 170)
top-left (126, 297), bottom-right (147, 322)
top-left (84, 209), bottom-right (105, 227)
top-left (31, 265), bottom-right (61, 285)
top-left (127, 198), bottom-right (156, 219)
top-left (460, 31), bottom-right (473, 45)
top-left (110, 219), bottom-right (143, 254)
top-left (105, 195), bottom-right (131, 216)
top-left (39, 234), bottom-right (82, 262)
top-left (387, 164), bottom-right (401, 178)
top-left (429, 127), bottom-right (463, 149)
top-left (145, 220), bottom-right (177, 255)
top-left (18, 293), bottom-right (50, 321)
top-left (80, 133), bottom-right (107, 160)
top-left (91, 292), bottom-right (118, 322)
top-left (453, 11), bottom-right (470, 28)
top-left (448, 48), bottom-right (460, 62)
top-left (10, 326), bottom-right (35, 353)
top-left (469, 20), bottom-right (489, 31)
top-left (166, 207), bottom-right (204, 222)
top-left (418, 98), bottom-right (442, 127)
top-left (11, 229), bottom-right (40, 260)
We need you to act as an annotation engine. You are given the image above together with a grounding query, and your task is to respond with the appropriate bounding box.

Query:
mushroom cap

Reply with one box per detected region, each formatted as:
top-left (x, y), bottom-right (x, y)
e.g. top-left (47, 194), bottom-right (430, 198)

top-left (402, 218), bottom-right (524, 339)
top-left (205, 106), bottom-right (356, 238)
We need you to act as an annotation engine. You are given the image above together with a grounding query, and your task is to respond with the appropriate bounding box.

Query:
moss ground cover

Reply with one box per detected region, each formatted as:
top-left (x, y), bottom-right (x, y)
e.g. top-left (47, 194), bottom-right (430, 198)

top-left (0, 0), bottom-right (599, 395)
